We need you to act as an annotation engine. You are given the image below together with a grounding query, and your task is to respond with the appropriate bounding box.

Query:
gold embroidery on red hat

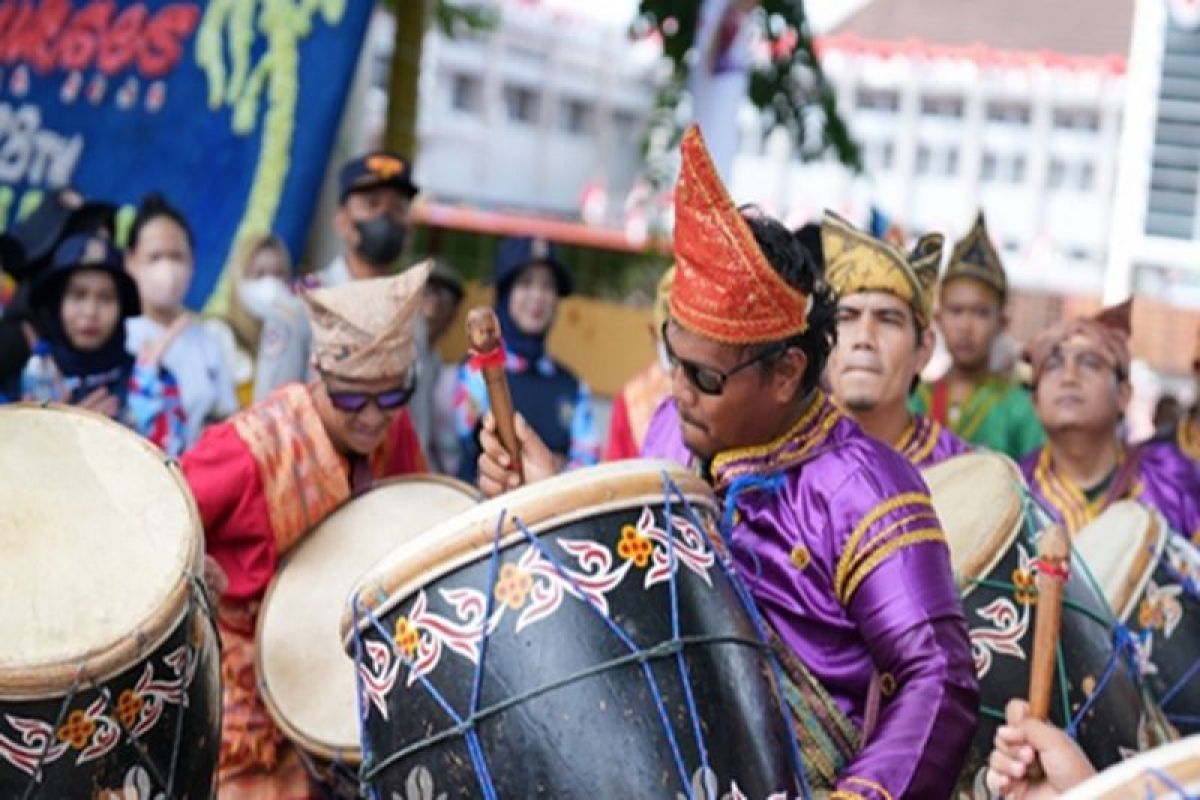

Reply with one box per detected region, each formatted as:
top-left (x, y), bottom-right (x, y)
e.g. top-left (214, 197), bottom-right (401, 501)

top-left (669, 125), bottom-right (809, 344)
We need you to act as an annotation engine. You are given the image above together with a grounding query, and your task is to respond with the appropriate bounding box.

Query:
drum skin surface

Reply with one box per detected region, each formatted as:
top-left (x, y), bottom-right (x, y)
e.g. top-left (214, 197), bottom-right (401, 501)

top-left (344, 460), bottom-right (800, 798)
top-left (0, 405), bottom-right (220, 798)
top-left (257, 476), bottom-right (478, 779)
top-left (1060, 734), bottom-right (1200, 800)
top-left (924, 453), bottom-right (1166, 793)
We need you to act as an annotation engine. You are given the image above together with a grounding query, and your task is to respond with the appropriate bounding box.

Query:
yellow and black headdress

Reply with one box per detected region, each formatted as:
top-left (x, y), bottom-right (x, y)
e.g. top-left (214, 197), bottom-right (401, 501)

top-left (944, 211), bottom-right (1006, 300)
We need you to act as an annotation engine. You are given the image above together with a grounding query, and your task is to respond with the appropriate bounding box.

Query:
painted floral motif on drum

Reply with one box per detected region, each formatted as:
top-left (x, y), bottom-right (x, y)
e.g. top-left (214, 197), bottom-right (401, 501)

top-left (0, 645), bottom-right (197, 778)
top-left (968, 546), bottom-right (1036, 679)
top-left (394, 765), bottom-right (447, 800)
top-left (94, 764), bottom-right (166, 800)
top-left (676, 766), bottom-right (789, 800)
top-left (1137, 581), bottom-right (1183, 638)
top-left (356, 506), bottom-right (717, 711)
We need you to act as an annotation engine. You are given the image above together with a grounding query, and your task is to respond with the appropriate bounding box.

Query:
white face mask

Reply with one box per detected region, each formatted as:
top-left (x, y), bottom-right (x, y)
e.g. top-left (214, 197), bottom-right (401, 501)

top-left (237, 275), bottom-right (288, 320)
top-left (136, 257), bottom-right (191, 312)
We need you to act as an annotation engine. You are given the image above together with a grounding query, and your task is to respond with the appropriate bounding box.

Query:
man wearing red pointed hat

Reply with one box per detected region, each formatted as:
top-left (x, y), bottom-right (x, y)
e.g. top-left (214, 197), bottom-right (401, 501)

top-left (1020, 300), bottom-right (1200, 541)
top-left (913, 212), bottom-right (1045, 460)
top-left (182, 265), bottom-right (430, 796)
top-left (476, 127), bottom-right (978, 797)
top-left (821, 212), bottom-right (971, 470)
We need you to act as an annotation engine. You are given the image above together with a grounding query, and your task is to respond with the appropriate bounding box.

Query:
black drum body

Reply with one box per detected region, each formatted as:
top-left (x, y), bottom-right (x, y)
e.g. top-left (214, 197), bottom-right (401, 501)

top-left (347, 465), bottom-right (801, 798)
top-left (0, 600), bottom-right (221, 799)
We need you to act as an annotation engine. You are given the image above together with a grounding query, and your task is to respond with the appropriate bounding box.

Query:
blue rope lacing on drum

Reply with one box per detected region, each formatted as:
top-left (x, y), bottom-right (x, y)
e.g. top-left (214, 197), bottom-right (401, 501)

top-left (1065, 624), bottom-right (1140, 739)
top-left (1144, 767), bottom-right (1195, 799)
top-left (664, 471), bottom-right (813, 800)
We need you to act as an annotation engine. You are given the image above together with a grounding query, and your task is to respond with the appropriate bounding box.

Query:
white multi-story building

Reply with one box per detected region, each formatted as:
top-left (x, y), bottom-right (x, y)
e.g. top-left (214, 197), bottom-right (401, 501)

top-left (412, 1), bottom-right (658, 222)
top-left (729, 0), bottom-right (1133, 297)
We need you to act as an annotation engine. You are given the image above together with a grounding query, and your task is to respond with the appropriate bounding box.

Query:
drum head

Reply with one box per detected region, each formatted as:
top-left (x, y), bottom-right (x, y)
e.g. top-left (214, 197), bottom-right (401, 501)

top-left (1060, 734), bottom-right (1200, 799)
top-left (0, 405), bottom-right (200, 698)
top-left (258, 476), bottom-right (477, 761)
top-left (921, 452), bottom-right (1024, 593)
top-left (1073, 501), bottom-right (1165, 621)
top-left (342, 459), bottom-right (715, 643)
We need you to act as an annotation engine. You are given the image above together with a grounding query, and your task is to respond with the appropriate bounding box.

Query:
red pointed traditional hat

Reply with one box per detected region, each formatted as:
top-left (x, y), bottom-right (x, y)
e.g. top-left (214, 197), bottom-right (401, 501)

top-left (669, 126), bottom-right (809, 344)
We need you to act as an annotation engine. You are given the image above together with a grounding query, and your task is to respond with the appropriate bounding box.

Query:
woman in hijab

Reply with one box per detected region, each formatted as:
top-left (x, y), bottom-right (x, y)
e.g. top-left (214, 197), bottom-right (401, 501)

top-left (17, 233), bottom-right (186, 454)
top-left (454, 236), bottom-right (598, 482)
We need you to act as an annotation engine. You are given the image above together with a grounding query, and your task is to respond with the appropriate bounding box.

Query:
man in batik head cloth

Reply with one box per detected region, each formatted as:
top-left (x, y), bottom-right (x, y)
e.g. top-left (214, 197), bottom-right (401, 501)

top-left (182, 265), bottom-right (430, 796)
top-left (821, 212), bottom-right (971, 469)
top-left (913, 213), bottom-right (1045, 459)
top-left (477, 127), bottom-right (978, 797)
top-left (1020, 300), bottom-right (1200, 541)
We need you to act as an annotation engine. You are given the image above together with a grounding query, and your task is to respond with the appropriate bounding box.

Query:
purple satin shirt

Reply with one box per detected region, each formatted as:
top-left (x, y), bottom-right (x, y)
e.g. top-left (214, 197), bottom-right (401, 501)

top-left (895, 413), bottom-right (972, 471)
top-left (643, 394), bottom-right (979, 799)
top-left (1020, 440), bottom-right (1200, 542)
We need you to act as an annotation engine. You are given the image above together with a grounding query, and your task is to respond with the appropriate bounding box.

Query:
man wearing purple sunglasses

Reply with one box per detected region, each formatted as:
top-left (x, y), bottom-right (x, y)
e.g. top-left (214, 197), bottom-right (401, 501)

top-left (180, 263), bottom-right (431, 795)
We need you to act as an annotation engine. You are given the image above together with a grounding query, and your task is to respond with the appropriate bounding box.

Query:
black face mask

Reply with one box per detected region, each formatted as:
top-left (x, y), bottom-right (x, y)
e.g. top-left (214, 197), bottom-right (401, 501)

top-left (353, 215), bottom-right (407, 267)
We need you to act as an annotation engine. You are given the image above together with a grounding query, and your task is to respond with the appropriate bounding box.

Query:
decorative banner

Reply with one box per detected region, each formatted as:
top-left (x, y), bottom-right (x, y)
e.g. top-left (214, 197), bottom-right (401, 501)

top-left (0, 0), bottom-right (374, 308)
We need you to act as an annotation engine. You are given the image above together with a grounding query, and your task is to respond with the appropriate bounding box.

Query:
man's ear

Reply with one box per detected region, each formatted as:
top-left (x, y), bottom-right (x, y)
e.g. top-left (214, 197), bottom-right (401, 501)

top-left (770, 348), bottom-right (809, 403)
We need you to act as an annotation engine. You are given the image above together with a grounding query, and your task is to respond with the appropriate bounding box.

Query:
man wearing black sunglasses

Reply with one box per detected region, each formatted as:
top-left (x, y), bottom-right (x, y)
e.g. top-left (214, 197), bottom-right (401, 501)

top-left (477, 127), bottom-right (978, 797)
top-left (180, 264), bottom-right (431, 795)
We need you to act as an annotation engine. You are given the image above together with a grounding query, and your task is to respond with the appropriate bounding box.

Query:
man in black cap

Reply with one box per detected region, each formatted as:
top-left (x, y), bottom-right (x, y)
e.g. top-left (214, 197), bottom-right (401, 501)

top-left (315, 150), bottom-right (419, 287)
top-left (0, 189), bottom-right (116, 398)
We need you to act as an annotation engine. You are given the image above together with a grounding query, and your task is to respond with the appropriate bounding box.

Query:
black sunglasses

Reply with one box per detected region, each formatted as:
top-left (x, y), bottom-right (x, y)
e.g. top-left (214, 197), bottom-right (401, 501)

top-left (660, 323), bottom-right (782, 396)
top-left (326, 375), bottom-right (417, 413)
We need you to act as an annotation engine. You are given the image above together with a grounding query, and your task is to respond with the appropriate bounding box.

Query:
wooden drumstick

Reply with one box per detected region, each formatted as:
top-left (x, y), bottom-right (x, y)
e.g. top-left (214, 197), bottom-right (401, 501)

top-left (1026, 524), bottom-right (1071, 780)
top-left (466, 307), bottom-right (523, 483)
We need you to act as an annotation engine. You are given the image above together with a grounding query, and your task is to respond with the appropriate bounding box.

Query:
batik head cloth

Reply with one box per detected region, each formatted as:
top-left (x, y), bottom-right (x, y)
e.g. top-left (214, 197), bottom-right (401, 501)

top-left (944, 211), bottom-right (1007, 300)
top-left (1024, 298), bottom-right (1132, 382)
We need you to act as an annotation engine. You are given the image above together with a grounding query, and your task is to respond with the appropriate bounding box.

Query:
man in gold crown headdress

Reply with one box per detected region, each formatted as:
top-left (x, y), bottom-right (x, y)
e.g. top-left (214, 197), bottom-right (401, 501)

top-left (476, 127), bottom-right (978, 798)
top-left (913, 213), bottom-right (1044, 459)
top-left (821, 213), bottom-right (970, 469)
top-left (182, 264), bottom-right (431, 796)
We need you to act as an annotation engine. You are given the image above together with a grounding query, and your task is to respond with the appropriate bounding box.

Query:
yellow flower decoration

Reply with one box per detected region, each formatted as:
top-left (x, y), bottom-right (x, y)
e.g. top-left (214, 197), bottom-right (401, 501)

top-left (393, 616), bottom-right (420, 660)
top-left (56, 709), bottom-right (96, 749)
top-left (1012, 567), bottom-right (1037, 606)
top-left (617, 524), bottom-right (654, 568)
top-left (116, 689), bottom-right (144, 729)
top-left (493, 563), bottom-right (534, 610)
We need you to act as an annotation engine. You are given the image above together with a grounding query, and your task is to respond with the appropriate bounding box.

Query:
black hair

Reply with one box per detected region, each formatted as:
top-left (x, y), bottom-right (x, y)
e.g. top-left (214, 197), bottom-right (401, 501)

top-left (741, 209), bottom-right (837, 398)
top-left (129, 192), bottom-right (194, 251)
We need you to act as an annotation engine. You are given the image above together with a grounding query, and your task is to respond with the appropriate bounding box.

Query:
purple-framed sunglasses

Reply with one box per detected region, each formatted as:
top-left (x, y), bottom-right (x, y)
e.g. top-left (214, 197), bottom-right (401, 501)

top-left (326, 374), bottom-right (417, 413)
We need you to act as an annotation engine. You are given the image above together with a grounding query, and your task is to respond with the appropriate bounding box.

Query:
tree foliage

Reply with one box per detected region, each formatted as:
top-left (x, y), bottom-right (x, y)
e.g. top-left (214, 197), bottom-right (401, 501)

top-left (635, 0), bottom-right (860, 170)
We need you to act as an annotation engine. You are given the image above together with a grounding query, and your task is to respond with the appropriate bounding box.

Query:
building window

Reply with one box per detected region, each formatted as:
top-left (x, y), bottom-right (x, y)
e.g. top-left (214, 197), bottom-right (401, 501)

top-left (561, 98), bottom-right (593, 135)
top-left (985, 100), bottom-right (1031, 125)
top-left (450, 73), bottom-right (481, 114)
top-left (1078, 162), bottom-right (1095, 191)
top-left (916, 144), bottom-right (933, 174)
top-left (855, 88), bottom-right (899, 113)
top-left (1048, 158), bottom-right (1067, 189)
top-left (613, 109), bottom-right (640, 142)
top-left (920, 94), bottom-right (964, 119)
top-left (503, 85), bottom-right (539, 125)
top-left (982, 151), bottom-right (1026, 184)
top-left (866, 140), bottom-right (895, 172)
top-left (1053, 107), bottom-right (1100, 131)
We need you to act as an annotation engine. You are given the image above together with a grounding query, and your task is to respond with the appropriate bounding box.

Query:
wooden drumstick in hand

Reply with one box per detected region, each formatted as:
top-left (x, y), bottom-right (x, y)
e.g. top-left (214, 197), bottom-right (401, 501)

top-left (1026, 524), bottom-right (1071, 780)
top-left (466, 307), bottom-right (523, 483)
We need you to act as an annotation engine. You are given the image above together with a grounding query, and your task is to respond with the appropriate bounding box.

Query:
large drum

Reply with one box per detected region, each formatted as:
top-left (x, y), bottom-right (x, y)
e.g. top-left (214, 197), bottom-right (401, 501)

top-left (1073, 501), bottom-right (1200, 735)
top-left (257, 476), bottom-right (478, 795)
top-left (1060, 734), bottom-right (1200, 799)
top-left (922, 452), bottom-right (1168, 795)
top-left (341, 460), bottom-right (801, 798)
top-left (0, 405), bottom-right (220, 798)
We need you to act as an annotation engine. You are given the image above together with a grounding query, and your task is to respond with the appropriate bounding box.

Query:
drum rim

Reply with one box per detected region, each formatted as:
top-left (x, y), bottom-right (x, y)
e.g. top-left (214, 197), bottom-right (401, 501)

top-left (339, 459), bottom-right (717, 647)
top-left (0, 403), bottom-right (205, 700)
top-left (1058, 733), bottom-right (1200, 799)
top-left (1072, 500), bottom-right (1166, 623)
top-left (923, 452), bottom-right (1026, 596)
top-left (256, 474), bottom-right (479, 763)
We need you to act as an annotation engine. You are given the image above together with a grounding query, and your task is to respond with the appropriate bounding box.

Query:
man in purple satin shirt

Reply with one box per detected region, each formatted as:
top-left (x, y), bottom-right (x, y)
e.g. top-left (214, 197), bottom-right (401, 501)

top-left (478, 127), bottom-right (978, 798)
top-left (817, 213), bottom-right (970, 471)
top-left (1020, 300), bottom-right (1200, 542)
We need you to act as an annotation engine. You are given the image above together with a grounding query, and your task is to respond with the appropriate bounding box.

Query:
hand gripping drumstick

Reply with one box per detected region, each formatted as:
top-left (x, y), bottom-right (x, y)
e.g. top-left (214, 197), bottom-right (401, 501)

top-left (466, 307), bottom-right (523, 483)
top-left (1026, 524), bottom-right (1070, 780)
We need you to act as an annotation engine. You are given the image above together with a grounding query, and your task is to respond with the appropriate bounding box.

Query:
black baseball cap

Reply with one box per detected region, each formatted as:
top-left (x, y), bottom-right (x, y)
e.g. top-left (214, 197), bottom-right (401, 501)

top-left (338, 151), bottom-right (419, 203)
